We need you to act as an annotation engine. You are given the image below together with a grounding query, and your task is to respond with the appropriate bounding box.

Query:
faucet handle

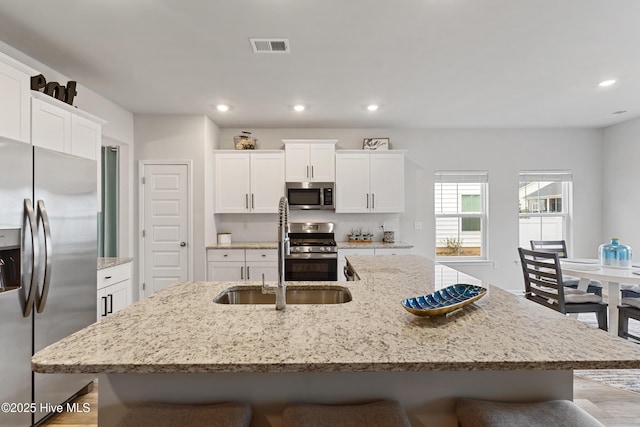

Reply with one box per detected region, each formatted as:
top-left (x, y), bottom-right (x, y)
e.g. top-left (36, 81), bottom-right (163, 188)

top-left (261, 273), bottom-right (274, 294)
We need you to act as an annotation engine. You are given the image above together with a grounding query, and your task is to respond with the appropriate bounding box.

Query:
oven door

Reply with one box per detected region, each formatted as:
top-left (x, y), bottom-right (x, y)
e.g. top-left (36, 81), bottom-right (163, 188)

top-left (285, 254), bottom-right (338, 281)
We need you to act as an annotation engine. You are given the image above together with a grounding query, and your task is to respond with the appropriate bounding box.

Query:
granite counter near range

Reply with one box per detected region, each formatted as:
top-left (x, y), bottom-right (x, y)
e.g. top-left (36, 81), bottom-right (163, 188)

top-left (206, 241), bottom-right (413, 250)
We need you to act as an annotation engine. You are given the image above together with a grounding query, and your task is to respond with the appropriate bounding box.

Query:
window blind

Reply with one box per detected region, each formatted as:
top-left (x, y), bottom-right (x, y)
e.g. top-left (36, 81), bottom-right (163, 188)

top-left (434, 171), bottom-right (488, 183)
top-left (519, 171), bottom-right (572, 182)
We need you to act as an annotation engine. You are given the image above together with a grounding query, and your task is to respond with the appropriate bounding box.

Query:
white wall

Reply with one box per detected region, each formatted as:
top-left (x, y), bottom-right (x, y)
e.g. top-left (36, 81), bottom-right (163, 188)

top-left (134, 115), bottom-right (219, 294)
top-left (219, 128), bottom-right (603, 291)
top-left (602, 117), bottom-right (640, 253)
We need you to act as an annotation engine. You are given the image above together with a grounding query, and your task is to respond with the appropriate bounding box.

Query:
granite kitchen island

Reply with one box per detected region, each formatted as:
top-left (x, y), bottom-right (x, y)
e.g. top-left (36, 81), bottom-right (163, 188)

top-left (32, 255), bottom-right (640, 426)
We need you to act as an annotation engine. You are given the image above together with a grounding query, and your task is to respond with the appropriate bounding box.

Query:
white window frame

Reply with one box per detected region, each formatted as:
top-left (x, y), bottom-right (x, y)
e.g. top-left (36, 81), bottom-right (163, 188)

top-left (518, 171), bottom-right (573, 252)
top-left (434, 171), bottom-right (488, 261)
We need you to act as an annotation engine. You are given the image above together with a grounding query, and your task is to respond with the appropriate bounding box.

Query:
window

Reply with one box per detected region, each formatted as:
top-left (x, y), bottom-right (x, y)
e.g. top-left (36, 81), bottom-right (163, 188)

top-left (434, 171), bottom-right (488, 259)
top-left (519, 171), bottom-right (572, 248)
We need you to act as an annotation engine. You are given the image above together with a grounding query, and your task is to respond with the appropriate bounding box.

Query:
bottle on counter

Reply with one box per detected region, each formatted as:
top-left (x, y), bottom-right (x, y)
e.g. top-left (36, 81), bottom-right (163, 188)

top-left (598, 238), bottom-right (632, 268)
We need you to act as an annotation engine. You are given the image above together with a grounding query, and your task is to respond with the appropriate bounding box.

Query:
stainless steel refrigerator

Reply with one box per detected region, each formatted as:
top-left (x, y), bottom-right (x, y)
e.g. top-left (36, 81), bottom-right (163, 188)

top-left (0, 136), bottom-right (97, 426)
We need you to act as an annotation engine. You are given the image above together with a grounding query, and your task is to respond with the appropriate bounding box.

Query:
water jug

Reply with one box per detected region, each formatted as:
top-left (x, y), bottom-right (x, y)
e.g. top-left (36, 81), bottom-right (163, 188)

top-left (598, 238), bottom-right (632, 268)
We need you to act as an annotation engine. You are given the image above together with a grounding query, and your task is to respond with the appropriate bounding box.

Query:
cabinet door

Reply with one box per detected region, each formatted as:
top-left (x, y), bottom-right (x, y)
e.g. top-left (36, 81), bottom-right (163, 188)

top-left (246, 263), bottom-right (278, 282)
top-left (215, 153), bottom-right (251, 213)
top-left (370, 154), bottom-right (405, 213)
top-left (97, 280), bottom-right (132, 321)
top-left (70, 115), bottom-right (101, 160)
top-left (309, 144), bottom-right (335, 181)
top-left (284, 143), bottom-right (310, 181)
top-left (209, 262), bottom-right (245, 281)
top-left (335, 154), bottom-right (370, 213)
top-left (250, 153), bottom-right (285, 213)
top-left (0, 60), bottom-right (31, 143)
top-left (31, 98), bottom-right (70, 153)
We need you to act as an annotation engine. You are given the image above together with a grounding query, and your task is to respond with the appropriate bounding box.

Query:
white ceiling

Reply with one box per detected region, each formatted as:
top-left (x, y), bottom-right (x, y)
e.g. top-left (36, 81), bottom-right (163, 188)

top-left (0, 0), bottom-right (638, 129)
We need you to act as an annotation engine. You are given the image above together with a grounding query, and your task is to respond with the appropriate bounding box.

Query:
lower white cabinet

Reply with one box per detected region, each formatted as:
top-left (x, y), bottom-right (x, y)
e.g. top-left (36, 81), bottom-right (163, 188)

top-left (97, 263), bottom-right (132, 321)
top-left (207, 249), bottom-right (278, 282)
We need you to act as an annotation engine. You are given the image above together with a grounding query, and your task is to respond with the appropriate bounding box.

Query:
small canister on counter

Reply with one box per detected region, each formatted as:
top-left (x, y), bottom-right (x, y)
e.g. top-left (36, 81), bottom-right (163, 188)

top-left (217, 233), bottom-right (232, 245)
top-left (383, 231), bottom-right (395, 243)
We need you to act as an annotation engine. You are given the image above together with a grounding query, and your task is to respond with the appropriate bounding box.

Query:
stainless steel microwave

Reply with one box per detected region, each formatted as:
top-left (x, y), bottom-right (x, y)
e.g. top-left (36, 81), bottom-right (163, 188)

top-left (286, 182), bottom-right (335, 210)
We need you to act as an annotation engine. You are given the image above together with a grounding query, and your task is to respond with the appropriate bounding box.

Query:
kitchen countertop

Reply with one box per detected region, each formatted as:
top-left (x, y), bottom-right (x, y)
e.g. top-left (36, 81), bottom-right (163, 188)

top-left (97, 257), bottom-right (133, 270)
top-left (33, 255), bottom-right (640, 374)
top-left (206, 242), bottom-right (413, 249)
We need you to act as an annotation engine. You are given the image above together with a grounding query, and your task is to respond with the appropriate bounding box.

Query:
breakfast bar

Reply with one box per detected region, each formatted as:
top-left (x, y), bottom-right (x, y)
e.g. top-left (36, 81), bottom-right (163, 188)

top-left (32, 255), bottom-right (640, 426)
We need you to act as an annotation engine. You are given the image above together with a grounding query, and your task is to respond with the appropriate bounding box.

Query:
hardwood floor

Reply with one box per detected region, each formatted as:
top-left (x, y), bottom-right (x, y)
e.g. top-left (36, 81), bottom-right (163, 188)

top-left (39, 376), bottom-right (640, 427)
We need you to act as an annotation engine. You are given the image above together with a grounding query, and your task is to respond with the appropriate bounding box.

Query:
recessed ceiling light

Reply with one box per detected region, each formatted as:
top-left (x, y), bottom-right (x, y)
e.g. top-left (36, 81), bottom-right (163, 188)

top-left (599, 79), bottom-right (616, 87)
top-left (367, 104), bottom-right (379, 111)
top-left (293, 105), bottom-right (305, 112)
top-left (216, 104), bottom-right (229, 112)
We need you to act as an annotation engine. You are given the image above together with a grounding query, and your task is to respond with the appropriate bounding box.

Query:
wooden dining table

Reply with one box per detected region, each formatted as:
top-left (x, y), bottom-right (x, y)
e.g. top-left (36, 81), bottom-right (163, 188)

top-left (560, 259), bottom-right (640, 336)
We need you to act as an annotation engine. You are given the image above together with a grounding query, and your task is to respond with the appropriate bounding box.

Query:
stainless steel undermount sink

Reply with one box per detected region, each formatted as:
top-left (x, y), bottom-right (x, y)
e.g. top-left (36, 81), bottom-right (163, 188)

top-left (214, 285), bottom-right (352, 305)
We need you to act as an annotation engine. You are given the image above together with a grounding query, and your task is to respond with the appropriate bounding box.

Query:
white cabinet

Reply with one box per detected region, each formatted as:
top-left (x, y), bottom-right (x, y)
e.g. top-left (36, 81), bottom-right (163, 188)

top-left (335, 151), bottom-right (405, 213)
top-left (207, 249), bottom-right (278, 282)
top-left (215, 151), bottom-right (285, 213)
top-left (0, 52), bottom-right (34, 143)
top-left (283, 139), bottom-right (337, 182)
top-left (97, 263), bottom-right (132, 321)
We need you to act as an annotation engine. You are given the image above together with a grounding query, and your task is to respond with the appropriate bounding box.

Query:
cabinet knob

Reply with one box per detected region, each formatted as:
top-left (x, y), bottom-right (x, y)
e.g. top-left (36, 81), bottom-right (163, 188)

top-left (180, 242), bottom-right (187, 247)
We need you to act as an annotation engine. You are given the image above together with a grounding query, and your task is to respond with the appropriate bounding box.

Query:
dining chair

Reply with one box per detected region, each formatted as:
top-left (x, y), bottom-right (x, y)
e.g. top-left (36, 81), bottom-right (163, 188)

top-left (518, 248), bottom-right (608, 330)
top-left (530, 240), bottom-right (603, 296)
top-left (618, 298), bottom-right (640, 341)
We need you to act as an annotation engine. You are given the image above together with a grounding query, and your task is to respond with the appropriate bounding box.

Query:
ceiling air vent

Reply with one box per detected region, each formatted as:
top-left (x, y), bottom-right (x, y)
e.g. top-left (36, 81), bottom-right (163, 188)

top-left (250, 38), bottom-right (290, 53)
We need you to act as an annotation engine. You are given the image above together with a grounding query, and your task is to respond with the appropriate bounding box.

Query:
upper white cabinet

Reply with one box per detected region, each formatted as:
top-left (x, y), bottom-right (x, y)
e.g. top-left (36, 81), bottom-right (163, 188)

top-left (215, 151), bottom-right (285, 213)
top-left (283, 139), bottom-right (337, 182)
top-left (31, 91), bottom-right (105, 210)
top-left (335, 151), bottom-right (406, 213)
top-left (0, 52), bottom-right (36, 143)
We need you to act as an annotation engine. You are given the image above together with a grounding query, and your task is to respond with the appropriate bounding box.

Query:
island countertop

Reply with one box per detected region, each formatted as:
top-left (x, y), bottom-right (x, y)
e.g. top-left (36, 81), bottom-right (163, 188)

top-left (32, 255), bottom-right (640, 374)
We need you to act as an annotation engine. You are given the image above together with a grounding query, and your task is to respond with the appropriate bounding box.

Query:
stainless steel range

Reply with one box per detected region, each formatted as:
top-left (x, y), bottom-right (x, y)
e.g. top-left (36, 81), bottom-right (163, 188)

top-left (285, 222), bottom-right (338, 281)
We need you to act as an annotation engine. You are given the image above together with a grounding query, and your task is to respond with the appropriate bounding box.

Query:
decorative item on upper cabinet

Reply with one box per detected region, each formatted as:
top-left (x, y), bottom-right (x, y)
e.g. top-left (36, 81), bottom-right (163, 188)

top-left (598, 238), bottom-right (632, 269)
top-left (363, 137), bottom-right (389, 150)
top-left (234, 131), bottom-right (257, 150)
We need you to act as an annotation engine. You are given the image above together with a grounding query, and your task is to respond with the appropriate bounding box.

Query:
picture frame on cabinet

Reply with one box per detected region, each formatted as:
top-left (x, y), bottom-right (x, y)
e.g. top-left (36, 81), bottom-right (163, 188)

top-left (363, 137), bottom-right (389, 150)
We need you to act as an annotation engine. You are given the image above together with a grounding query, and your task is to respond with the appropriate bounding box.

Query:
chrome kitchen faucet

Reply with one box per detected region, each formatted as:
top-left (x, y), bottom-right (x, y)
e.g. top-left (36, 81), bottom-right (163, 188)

top-left (262, 196), bottom-right (289, 310)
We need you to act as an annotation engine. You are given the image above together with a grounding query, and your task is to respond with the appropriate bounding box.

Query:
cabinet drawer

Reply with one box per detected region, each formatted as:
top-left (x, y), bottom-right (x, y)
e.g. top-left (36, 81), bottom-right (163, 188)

top-left (97, 263), bottom-right (131, 290)
top-left (245, 249), bottom-right (277, 262)
top-left (208, 249), bottom-right (245, 262)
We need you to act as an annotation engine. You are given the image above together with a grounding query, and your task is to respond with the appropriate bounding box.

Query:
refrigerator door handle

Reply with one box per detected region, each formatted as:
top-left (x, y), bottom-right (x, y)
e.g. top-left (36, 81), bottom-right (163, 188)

top-left (22, 199), bottom-right (39, 317)
top-left (35, 200), bottom-right (53, 314)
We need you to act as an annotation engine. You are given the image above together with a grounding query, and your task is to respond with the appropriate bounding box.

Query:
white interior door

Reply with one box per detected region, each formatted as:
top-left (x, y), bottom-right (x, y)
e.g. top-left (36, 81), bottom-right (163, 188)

top-left (141, 163), bottom-right (190, 298)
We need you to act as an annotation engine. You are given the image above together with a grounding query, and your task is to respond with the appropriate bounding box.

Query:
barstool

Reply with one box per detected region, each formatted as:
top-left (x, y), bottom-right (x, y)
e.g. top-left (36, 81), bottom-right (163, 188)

top-left (456, 398), bottom-right (603, 427)
top-left (282, 400), bottom-right (411, 427)
top-left (116, 402), bottom-right (251, 427)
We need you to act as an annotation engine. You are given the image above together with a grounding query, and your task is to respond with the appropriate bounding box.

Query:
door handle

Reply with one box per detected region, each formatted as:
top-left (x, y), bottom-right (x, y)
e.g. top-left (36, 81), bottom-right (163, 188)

top-left (306, 165), bottom-right (309, 178)
top-left (36, 200), bottom-right (53, 314)
top-left (241, 266), bottom-right (244, 280)
top-left (22, 199), bottom-right (39, 317)
top-left (372, 194), bottom-right (375, 210)
top-left (101, 296), bottom-right (108, 317)
top-left (180, 242), bottom-right (187, 247)
top-left (245, 194), bottom-right (249, 209)
top-left (107, 294), bottom-right (113, 314)
top-left (311, 165), bottom-right (314, 178)
top-left (366, 193), bottom-right (369, 209)
top-left (251, 193), bottom-right (255, 209)
top-left (247, 266), bottom-right (250, 280)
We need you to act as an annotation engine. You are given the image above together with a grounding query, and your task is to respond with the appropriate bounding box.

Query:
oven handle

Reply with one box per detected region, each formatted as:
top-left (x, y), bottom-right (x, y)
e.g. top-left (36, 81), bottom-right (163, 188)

top-left (286, 253), bottom-right (338, 260)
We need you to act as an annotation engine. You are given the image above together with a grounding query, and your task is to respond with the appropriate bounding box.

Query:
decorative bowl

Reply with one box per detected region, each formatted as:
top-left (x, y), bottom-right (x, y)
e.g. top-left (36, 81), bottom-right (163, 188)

top-left (401, 284), bottom-right (487, 317)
